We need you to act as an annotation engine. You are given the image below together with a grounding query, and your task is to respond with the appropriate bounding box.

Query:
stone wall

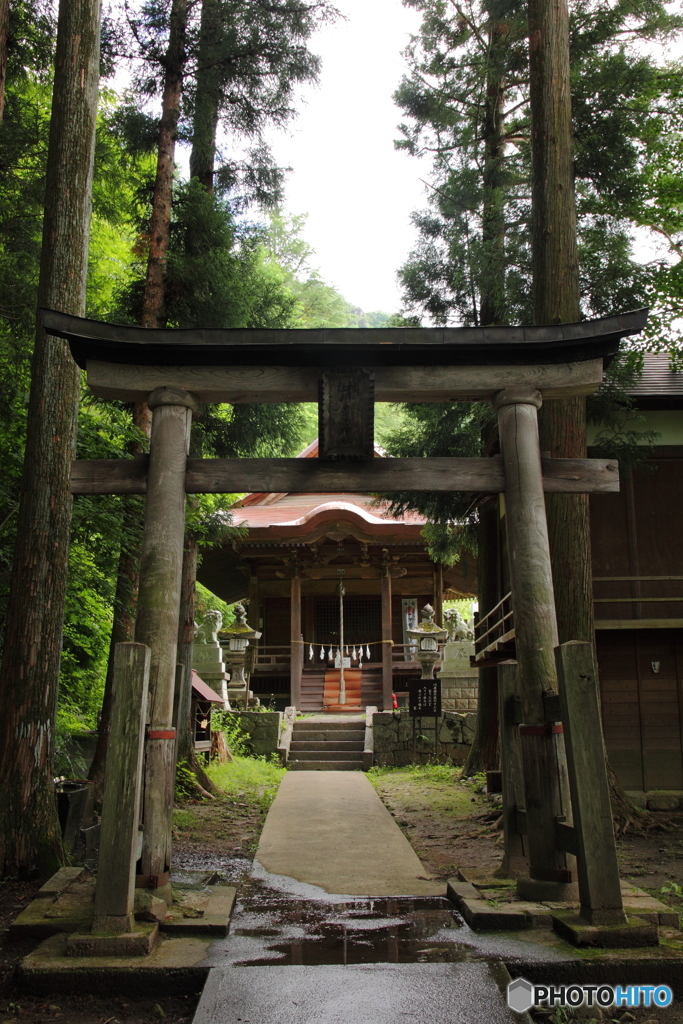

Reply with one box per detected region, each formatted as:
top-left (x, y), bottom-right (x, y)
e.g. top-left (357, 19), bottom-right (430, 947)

top-left (225, 711), bottom-right (282, 757)
top-left (372, 709), bottom-right (476, 766)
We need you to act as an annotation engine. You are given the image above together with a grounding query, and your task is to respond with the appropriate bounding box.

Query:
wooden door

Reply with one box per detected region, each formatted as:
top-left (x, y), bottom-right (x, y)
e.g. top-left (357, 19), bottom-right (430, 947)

top-left (597, 629), bottom-right (683, 791)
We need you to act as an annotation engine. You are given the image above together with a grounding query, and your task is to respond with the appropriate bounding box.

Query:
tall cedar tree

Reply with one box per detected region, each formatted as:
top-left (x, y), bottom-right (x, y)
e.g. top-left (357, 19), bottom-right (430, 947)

top-left (142, 0), bottom-right (188, 329)
top-left (0, 0), bottom-right (100, 876)
top-left (0, 0), bottom-right (7, 120)
top-left (187, 0), bottom-right (334, 200)
top-left (91, 0), bottom-right (187, 796)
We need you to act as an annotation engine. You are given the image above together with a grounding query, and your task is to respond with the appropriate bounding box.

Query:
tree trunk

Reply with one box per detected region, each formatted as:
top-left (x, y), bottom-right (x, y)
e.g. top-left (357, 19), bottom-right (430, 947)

top-left (0, 0), bottom-right (100, 877)
top-left (0, 0), bottom-right (9, 122)
top-left (463, 9), bottom-right (507, 775)
top-left (174, 528), bottom-right (216, 794)
top-left (479, 9), bottom-right (507, 327)
top-left (88, 404), bottom-right (151, 805)
top-left (189, 0), bottom-right (222, 191)
top-left (141, 0), bottom-right (188, 329)
top-left (175, 529), bottom-right (198, 768)
top-left (527, 0), bottom-right (636, 818)
top-left (462, 499), bottom-right (500, 775)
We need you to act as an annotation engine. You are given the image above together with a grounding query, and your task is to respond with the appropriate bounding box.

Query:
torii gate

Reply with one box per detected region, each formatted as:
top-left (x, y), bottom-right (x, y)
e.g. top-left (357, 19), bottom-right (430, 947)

top-left (44, 306), bottom-right (650, 948)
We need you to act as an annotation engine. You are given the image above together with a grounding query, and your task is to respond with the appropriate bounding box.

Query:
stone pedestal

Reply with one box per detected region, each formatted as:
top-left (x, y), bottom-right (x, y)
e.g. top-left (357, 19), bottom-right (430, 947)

top-left (192, 642), bottom-right (230, 706)
top-left (439, 642), bottom-right (478, 711)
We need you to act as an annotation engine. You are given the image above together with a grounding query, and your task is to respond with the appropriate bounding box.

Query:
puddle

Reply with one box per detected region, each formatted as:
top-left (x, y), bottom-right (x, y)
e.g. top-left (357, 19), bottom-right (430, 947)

top-left (227, 887), bottom-right (471, 966)
top-left (199, 873), bottom-right (571, 969)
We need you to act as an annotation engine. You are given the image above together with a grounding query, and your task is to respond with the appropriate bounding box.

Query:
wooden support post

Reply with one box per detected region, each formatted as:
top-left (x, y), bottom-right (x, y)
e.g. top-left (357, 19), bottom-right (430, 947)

top-left (93, 643), bottom-right (150, 932)
top-left (555, 641), bottom-right (627, 925)
top-left (136, 386), bottom-right (196, 888)
top-left (248, 573), bottom-right (260, 631)
top-left (497, 664), bottom-right (528, 878)
top-left (290, 572), bottom-right (302, 711)
top-left (381, 567), bottom-right (393, 711)
top-left (494, 387), bottom-right (576, 900)
top-left (433, 563), bottom-right (443, 626)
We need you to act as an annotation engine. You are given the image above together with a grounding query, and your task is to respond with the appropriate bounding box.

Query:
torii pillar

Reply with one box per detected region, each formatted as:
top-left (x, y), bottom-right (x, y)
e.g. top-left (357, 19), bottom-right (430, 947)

top-left (494, 387), bottom-right (577, 900)
top-left (135, 386), bottom-right (197, 892)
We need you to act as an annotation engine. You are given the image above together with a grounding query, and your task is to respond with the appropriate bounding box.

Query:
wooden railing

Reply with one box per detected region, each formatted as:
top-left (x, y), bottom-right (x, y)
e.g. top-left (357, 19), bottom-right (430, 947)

top-left (593, 575), bottom-right (683, 618)
top-left (473, 592), bottom-right (515, 663)
top-left (253, 645), bottom-right (290, 668)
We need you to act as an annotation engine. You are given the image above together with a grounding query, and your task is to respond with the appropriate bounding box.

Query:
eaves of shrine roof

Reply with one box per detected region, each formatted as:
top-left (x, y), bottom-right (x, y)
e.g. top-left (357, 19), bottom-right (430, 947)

top-left (628, 352), bottom-right (683, 409)
top-left (233, 499), bottom-right (427, 537)
top-left (42, 308), bottom-right (648, 368)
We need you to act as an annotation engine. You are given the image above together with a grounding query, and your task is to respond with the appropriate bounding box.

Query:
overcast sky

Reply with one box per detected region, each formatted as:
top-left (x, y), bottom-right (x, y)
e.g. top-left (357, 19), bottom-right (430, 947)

top-left (262, 0), bottom-right (429, 316)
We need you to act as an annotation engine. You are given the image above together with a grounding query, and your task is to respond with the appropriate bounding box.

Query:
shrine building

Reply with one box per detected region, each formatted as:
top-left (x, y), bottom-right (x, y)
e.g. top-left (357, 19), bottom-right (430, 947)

top-left (197, 438), bottom-right (477, 712)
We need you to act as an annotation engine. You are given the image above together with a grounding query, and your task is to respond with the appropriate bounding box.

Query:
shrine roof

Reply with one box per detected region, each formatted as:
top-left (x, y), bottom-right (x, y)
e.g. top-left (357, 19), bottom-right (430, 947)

top-left (231, 439), bottom-right (425, 537)
top-left (628, 352), bottom-right (683, 408)
top-left (42, 308), bottom-right (648, 369)
top-left (233, 497), bottom-right (426, 535)
top-left (191, 670), bottom-right (224, 703)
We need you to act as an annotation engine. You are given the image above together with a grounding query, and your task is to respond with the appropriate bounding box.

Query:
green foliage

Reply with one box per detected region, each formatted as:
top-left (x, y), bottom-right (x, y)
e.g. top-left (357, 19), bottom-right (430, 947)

top-left (379, 401), bottom-right (488, 559)
top-left (395, 0), bottom-right (683, 351)
top-left (174, 760), bottom-right (199, 801)
top-left (210, 711), bottom-right (250, 757)
top-left (54, 709), bottom-right (90, 779)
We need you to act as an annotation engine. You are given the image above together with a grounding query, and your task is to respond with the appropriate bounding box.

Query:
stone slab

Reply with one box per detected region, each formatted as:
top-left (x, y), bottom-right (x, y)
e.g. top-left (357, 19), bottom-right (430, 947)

top-left (38, 867), bottom-right (86, 896)
top-left (10, 874), bottom-right (95, 938)
top-left (66, 923), bottom-right (159, 957)
top-left (448, 875), bottom-right (679, 934)
top-left (551, 911), bottom-right (659, 948)
top-left (255, 771), bottom-right (443, 897)
top-left (193, 963), bottom-right (520, 1024)
top-left (161, 887), bottom-right (236, 936)
top-left (18, 932), bottom-right (212, 996)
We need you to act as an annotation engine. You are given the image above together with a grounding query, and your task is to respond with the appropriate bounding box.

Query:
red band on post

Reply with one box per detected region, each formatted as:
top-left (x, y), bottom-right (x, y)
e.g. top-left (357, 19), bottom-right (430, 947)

top-left (147, 729), bottom-right (177, 739)
top-left (518, 723), bottom-right (563, 736)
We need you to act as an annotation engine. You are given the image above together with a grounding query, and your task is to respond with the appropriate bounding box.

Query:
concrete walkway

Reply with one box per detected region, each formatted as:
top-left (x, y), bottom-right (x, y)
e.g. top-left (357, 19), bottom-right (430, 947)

top-left (254, 770), bottom-right (444, 897)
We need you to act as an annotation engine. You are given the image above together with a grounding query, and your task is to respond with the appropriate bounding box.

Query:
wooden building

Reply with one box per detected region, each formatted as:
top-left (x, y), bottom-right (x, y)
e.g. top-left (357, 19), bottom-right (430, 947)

top-left (589, 354), bottom-right (683, 792)
top-left (198, 440), bottom-right (477, 711)
top-left (472, 353), bottom-right (683, 793)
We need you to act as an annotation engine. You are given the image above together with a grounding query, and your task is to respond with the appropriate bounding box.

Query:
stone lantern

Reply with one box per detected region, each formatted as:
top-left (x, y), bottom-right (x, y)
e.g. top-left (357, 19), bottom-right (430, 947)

top-left (219, 603), bottom-right (262, 708)
top-left (405, 604), bottom-right (448, 680)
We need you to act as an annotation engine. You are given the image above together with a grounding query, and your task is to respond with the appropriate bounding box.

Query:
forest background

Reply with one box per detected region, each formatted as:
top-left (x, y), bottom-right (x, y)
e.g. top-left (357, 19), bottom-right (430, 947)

top-left (1, 0), bottom-right (683, 774)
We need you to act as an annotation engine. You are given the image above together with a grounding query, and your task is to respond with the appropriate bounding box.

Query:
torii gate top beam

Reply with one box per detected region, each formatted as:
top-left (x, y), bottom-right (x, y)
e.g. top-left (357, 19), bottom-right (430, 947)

top-left (44, 308), bottom-right (646, 368)
top-left (42, 307), bottom-right (648, 405)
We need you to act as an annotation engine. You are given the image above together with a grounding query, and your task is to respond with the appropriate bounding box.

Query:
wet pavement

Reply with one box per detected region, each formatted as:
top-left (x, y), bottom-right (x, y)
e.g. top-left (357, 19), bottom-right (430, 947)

top-left (192, 962), bottom-right (522, 1024)
top-left (186, 768), bottom-right (569, 1022)
top-left (190, 865), bottom-right (572, 1022)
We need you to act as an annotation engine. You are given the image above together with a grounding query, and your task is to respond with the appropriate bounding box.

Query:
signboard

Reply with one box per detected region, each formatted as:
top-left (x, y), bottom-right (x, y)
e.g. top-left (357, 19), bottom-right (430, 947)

top-left (409, 679), bottom-right (441, 718)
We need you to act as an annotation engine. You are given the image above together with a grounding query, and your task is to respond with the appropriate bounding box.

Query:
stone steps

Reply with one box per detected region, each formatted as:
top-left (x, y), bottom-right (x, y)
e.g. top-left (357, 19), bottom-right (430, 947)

top-left (288, 719), bottom-right (366, 771)
top-left (290, 739), bottom-right (364, 751)
top-left (291, 749), bottom-right (363, 761)
top-left (288, 759), bottom-right (364, 771)
top-left (288, 729), bottom-right (362, 745)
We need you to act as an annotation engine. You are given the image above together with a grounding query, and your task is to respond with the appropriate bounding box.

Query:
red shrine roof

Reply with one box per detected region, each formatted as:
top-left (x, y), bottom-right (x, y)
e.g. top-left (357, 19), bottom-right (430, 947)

top-left (191, 670), bottom-right (224, 704)
top-left (230, 439), bottom-right (427, 539)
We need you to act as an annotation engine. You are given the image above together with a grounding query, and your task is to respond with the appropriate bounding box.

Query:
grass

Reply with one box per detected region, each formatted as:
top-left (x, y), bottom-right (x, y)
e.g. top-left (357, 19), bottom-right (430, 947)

top-left (172, 755), bottom-right (286, 852)
top-left (367, 762), bottom-right (462, 785)
top-left (367, 762), bottom-right (488, 819)
top-left (206, 755), bottom-right (285, 811)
